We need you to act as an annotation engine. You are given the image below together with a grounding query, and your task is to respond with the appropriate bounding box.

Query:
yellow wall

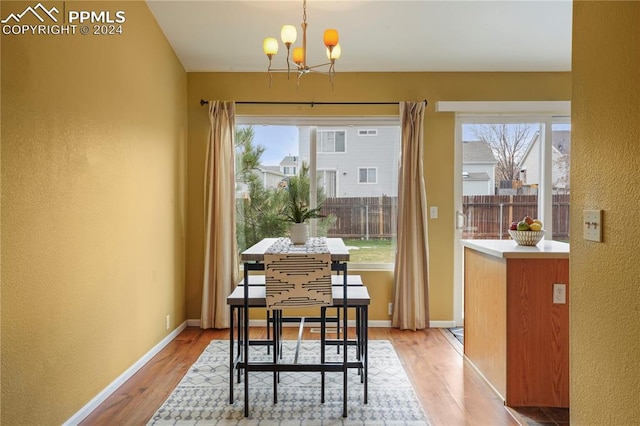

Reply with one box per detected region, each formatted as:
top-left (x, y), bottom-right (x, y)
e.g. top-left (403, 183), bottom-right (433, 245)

top-left (186, 72), bottom-right (571, 323)
top-left (1, 2), bottom-right (187, 424)
top-left (571, 2), bottom-right (640, 423)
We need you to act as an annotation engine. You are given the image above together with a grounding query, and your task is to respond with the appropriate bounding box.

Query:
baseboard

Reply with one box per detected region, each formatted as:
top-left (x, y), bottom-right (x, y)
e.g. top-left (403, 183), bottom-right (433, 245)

top-left (463, 354), bottom-right (506, 402)
top-left (186, 318), bottom-right (201, 327)
top-left (430, 320), bottom-right (457, 328)
top-left (186, 319), bottom-right (455, 328)
top-left (63, 321), bottom-right (188, 426)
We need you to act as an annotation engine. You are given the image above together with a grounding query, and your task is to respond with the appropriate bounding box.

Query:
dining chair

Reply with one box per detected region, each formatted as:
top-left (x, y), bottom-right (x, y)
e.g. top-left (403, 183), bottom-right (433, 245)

top-left (264, 252), bottom-right (333, 404)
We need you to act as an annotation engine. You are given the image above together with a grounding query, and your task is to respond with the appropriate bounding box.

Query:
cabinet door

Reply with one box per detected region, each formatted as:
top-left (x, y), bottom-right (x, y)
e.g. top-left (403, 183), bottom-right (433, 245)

top-left (506, 258), bottom-right (569, 407)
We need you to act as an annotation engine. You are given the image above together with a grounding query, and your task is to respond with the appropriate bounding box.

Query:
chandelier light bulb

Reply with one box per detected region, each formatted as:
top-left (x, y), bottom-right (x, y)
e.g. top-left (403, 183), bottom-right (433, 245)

top-left (263, 37), bottom-right (279, 56)
top-left (323, 29), bottom-right (339, 48)
top-left (292, 47), bottom-right (305, 65)
top-left (327, 43), bottom-right (341, 60)
top-left (281, 25), bottom-right (297, 45)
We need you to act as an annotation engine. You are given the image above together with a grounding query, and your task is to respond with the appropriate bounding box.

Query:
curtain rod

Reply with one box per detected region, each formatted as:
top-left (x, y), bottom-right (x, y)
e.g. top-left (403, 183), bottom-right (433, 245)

top-left (200, 99), bottom-right (427, 107)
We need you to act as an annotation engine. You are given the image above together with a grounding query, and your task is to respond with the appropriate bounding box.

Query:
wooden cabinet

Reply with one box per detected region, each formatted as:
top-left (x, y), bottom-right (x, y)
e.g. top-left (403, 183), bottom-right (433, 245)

top-left (463, 240), bottom-right (569, 407)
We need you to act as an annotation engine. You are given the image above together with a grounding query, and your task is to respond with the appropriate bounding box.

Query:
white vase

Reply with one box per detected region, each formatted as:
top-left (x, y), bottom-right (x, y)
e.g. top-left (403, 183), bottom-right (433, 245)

top-left (289, 223), bottom-right (309, 245)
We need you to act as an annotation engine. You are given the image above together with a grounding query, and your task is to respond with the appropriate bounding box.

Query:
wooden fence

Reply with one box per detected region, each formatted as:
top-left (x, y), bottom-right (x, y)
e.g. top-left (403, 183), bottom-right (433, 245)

top-left (320, 196), bottom-right (397, 239)
top-left (319, 194), bottom-right (570, 241)
top-left (462, 194), bottom-right (570, 240)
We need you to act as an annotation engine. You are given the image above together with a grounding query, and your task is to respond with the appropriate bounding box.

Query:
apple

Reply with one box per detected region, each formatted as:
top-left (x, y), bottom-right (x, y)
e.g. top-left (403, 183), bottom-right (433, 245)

top-left (530, 223), bottom-right (542, 232)
top-left (516, 221), bottom-right (530, 231)
top-left (523, 216), bottom-right (534, 225)
top-left (510, 222), bottom-right (518, 231)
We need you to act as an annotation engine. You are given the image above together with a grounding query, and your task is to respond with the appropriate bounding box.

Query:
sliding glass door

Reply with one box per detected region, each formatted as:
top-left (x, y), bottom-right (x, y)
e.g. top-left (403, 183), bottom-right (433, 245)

top-left (452, 110), bottom-right (571, 326)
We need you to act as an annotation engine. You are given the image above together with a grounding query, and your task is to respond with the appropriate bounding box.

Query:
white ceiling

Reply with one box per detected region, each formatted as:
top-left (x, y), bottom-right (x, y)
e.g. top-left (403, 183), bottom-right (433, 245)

top-left (146, 0), bottom-right (572, 73)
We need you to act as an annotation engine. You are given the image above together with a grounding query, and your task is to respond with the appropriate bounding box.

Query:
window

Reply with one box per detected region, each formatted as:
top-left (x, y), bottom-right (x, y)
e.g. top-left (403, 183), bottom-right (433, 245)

top-left (358, 129), bottom-right (378, 136)
top-left (358, 167), bottom-right (377, 184)
top-left (235, 119), bottom-right (400, 267)
top-left (318, 130), bottom-right (346, 153)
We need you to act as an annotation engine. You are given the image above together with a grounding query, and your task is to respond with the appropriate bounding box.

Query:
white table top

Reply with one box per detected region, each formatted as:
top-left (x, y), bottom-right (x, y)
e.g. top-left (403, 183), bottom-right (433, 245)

top-left (461, 239), bottom-right (569, 259)
top-left (241, 237), bottom-right (350, 262)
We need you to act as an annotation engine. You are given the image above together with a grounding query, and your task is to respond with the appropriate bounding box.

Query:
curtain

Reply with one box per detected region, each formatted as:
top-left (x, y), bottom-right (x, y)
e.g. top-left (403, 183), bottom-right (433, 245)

top-left (392, 101), bottom-right (430, 330)
top-left (201, 101), bottom-right (238, 329)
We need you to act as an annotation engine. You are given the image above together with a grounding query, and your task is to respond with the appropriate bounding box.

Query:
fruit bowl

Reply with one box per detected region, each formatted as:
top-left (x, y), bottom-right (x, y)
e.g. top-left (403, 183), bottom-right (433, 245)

top-left (508, 229), bottom-right (545, 246)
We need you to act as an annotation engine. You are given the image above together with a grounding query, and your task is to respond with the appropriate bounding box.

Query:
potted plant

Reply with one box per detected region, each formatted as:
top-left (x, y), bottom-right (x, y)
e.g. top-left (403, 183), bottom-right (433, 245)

top-left (283, 175), bottom-right (324, 244)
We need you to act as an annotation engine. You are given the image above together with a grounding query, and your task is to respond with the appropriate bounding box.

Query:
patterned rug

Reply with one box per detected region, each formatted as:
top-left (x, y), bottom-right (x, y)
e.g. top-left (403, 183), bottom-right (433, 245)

top-left (148, 339), bottom-right (429, 425)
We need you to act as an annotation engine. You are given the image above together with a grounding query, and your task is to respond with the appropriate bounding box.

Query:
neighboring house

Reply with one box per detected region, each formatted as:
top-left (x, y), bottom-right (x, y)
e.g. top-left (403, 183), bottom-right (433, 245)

top-left (256, 165), bottom-right (285, 189)
top-left (297, 126), bottom-right (400, 198)
top-left (279, 155), bottom-right (299, 176)
top-left (462, 140), bottom-right (498, 195)
top-left (519, 130), bottom-right (571, 193)
top-left (236, 166), bottom-right (285, 198)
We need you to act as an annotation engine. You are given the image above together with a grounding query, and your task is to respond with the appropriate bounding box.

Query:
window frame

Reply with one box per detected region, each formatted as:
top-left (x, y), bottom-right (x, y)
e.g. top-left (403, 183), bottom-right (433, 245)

top-left (358, 167), bottom-right (378, 184)
top-left (235, 116), bottom-right (400, 270)
top-left (318, 129), bottom-right (347, 153)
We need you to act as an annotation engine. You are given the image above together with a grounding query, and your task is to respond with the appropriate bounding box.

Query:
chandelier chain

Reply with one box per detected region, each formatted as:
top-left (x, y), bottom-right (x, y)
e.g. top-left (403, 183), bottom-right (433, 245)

top-left (303, 0), bottom-right (307, 24)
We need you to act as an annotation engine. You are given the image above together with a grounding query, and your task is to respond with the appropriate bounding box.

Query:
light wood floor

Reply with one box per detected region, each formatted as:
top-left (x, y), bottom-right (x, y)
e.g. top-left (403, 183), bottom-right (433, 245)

top-left (80, 327), bottom-right (520, 426)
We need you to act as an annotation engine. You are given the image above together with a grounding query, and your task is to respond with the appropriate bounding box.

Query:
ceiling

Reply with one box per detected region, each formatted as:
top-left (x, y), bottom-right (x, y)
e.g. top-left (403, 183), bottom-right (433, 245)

top-left (146, 0), bottom-right (572, 73)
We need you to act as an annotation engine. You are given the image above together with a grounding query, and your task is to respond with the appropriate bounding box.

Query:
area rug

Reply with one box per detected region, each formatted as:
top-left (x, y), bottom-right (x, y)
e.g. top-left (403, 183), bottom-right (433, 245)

top-left (148, 339), bottom-right (429, 425)
top-left (448, 327), bottom-right (464, 345)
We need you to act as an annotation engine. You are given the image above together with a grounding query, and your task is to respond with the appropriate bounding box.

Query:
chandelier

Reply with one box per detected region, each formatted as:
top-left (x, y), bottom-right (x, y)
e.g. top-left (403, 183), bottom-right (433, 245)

top-left (262, 0), bottom-right (341, 88)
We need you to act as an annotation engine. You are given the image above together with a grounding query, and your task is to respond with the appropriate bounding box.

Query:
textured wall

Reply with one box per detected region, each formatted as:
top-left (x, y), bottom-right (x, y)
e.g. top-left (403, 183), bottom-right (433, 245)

top-left (186, 72), bottom-right (571, 322)
top-left (571, 2), bottom-right (640, 423)
top-left (1, 1), bottom-right (187, 424)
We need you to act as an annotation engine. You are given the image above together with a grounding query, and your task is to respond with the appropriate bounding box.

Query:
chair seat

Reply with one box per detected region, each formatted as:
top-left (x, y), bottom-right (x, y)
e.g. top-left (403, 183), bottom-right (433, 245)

top-left (227, 285), bottom-right (370, 307)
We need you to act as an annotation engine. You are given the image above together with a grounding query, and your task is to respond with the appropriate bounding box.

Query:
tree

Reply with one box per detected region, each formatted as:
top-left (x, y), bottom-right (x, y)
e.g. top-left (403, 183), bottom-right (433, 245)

top-left (235, 126), bottom-right (288, 251)
top-left (471, 124), bottom-right (533, 183)
top-left (235, 127), bottom-right (335, 250)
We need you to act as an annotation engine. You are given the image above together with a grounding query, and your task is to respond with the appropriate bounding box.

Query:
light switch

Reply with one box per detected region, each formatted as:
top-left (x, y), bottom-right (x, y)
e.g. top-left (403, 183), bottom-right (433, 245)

top-left (430, 206), bottom-right (438, 219)
top-left (583, 210), bottom-right (602, 242)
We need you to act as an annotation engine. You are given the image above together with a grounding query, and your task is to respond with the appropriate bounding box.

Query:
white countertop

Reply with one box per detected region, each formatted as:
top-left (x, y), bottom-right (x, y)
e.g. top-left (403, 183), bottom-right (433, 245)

top-left (461, 239), bottom-right (569, 259)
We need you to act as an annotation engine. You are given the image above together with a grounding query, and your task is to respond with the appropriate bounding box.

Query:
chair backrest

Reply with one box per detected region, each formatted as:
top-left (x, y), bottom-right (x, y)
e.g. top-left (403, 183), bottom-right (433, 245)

top-left (264, 252), bottom-right (332, 309)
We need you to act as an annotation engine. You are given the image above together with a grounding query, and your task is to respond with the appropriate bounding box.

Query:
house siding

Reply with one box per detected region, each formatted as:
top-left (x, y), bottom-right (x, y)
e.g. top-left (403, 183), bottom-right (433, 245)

top-left (298, 125), bottom-right (400, 197)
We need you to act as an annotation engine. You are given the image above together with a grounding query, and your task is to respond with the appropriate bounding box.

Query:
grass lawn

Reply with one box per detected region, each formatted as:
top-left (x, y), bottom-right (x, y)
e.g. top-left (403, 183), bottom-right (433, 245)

top-left (342, 238), bottom-right (395, 264)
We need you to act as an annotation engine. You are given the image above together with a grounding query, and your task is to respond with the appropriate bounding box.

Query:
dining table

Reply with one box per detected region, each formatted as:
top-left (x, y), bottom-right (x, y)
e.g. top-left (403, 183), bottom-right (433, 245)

top-left (227, 237), bottom-right (370, 418)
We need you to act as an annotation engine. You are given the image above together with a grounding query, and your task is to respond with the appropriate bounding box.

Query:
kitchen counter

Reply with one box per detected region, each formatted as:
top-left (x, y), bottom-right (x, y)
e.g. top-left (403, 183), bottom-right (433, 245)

top-left (462, 238), bottom-right (570, 407)
top-left (461, 238), bottom-right (569, 259)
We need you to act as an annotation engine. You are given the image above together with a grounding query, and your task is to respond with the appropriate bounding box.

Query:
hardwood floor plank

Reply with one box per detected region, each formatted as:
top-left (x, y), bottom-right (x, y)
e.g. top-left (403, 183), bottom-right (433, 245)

top-left (80, 327), bottom-right (519, 425)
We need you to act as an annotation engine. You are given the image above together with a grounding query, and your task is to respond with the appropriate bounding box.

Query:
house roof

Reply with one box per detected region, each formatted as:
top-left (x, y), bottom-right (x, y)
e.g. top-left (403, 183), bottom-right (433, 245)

top-left (463, 141), bottom-right (497, 163)
top-left (520, 130), bottom-right (569, 166)
top-left (279, 156), bottom-right (298, 166)
top-left (553, 130), bottom-right (571, 155)
top-left (463, 172), bottom-right (491, 181)
top-left (260, 165), bottom-right (281, 174)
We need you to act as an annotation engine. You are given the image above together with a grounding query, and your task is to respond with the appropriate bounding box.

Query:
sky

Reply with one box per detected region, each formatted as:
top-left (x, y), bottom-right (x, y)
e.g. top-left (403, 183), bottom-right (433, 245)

top-left (248, 125), bottom-right (299, 166)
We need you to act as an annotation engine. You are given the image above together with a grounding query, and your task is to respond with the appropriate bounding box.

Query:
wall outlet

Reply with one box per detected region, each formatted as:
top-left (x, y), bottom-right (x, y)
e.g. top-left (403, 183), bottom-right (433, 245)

top-left (388, 302), bottom-right (393, 315)
top-left (165, 314), bottom-right (171, 330)
top-left (553, 284), bottom-right (566, 304)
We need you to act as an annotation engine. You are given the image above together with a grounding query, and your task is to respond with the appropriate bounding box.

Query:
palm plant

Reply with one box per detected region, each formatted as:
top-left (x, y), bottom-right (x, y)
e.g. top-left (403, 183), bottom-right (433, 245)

top-left (283, 174), bottom-right (324, 223)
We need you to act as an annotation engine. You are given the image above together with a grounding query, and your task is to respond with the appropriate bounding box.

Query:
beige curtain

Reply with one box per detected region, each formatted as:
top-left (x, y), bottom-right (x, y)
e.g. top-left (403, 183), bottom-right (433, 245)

top-left (392, 101), bottom-right (430, 330)
top-left (201, 101), bottom-right (238, 329)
